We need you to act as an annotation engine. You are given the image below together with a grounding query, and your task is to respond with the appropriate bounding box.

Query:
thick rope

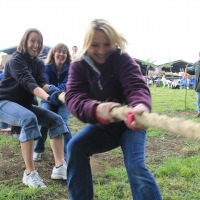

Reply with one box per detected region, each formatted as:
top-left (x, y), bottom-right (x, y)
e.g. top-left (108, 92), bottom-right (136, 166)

top-left (111, 106), bottom-right (200, 142)
top-left (58, 92), bottom-right (65, 103)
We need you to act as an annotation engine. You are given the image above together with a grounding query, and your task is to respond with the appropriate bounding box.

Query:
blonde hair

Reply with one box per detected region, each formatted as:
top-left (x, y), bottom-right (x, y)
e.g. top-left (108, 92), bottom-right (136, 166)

top-left (17, 28), bottom-right (43, 57)
top-left (45, 43), bottom-right (71, 65)
top-left (76, 19), bottom-right (128, 61)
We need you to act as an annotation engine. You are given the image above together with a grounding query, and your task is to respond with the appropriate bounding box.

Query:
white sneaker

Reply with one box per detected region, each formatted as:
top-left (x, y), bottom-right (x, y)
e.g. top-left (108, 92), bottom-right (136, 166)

top-left (22, 170), bottom-right (47, 189)
top-left (33, 152), bottom-right (42, 161)
top-left (51, 164), bottom-right (67, 180)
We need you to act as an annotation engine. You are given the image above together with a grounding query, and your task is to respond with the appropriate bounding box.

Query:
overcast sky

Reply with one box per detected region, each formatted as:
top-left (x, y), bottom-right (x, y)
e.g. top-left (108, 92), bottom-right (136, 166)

top-left (0, 0), bottom-right (199, 64)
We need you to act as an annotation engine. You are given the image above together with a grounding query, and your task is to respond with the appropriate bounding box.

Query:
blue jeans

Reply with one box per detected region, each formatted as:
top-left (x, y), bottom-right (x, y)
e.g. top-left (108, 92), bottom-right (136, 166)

top-left (0, 100), bottom-right (70, 142)
top-left (34, 102), bottom-right (72, 154)
top-left (196, 92), bottom-right (200, 113)
top-left (1, 122), bottom-right (9, 129)
top-left (67, 125), bottom-right (162, 200)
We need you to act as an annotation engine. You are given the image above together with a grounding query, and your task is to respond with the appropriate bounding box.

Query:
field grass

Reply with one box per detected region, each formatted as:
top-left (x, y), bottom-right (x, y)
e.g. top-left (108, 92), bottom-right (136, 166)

top-left (1, 87), bottom-right (200, 199)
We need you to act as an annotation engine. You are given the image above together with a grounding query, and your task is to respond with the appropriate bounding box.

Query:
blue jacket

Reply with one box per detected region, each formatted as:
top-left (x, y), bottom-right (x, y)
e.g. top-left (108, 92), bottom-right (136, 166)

top-left (0, 72), bottom-right (4, 81)
top-left (41, 63), bottom-right (70, 103)
top-left (45, 63), bottom-right (70, 91)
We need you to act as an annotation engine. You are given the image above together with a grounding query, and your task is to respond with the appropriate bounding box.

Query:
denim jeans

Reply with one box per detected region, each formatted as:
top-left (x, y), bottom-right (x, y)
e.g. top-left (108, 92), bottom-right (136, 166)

top-left (196, 92), bottom-right (200, 113)
top-left (0, 100), bottom-right (70, 142)
top-left (67, 125), bottom-right (162, 200)
top-left (34, 102), bottom-right (72, 154)
top-left (1, 122), bottom-right (9, 129)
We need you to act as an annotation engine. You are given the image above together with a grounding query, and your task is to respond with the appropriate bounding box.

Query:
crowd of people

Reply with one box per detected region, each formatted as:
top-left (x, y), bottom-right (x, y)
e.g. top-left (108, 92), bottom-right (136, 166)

top-left (3, 18), bottom-right (200, 199)
top-left (146, 74), bottom-right (195, 90)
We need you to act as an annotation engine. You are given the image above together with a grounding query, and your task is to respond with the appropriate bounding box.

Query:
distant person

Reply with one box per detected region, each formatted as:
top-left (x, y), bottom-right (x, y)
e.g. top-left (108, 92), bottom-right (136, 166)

top-left (0, 28), bottom-right (70, 188)
top-left (71, 45), bottom-right (78, 61)
top-left (65, 19), bottom-right (162, 200)
top-left (0, 66), bottom-right (11, 132)
top-left (161, 75), bottom-right (167, 88)
top-left (189, 76), bottom-right (195, 89)
top-left (33, 43), bottom-right (72, 161)
top-left (185, 52), bottom-right (200, 117)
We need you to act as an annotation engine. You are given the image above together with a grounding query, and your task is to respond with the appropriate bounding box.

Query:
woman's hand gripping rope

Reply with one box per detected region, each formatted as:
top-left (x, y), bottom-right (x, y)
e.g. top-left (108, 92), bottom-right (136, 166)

top-left (110, 105), bottom-right (200, 142)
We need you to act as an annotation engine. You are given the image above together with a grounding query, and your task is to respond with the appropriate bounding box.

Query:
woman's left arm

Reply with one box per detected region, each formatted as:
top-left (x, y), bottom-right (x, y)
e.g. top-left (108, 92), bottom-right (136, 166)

top-left (119, 53), bottom-right (151, 111)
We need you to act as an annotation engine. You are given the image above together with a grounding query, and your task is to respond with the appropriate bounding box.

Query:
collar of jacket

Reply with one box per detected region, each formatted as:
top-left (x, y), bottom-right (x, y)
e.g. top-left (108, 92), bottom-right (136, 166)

top-left (81, 49), bottom-right (120, 76)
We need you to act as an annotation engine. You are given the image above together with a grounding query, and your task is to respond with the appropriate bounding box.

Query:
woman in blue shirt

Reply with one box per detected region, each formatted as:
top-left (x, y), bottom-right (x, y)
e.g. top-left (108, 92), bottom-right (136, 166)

top-left (33, 43), bottom-right (72, 161)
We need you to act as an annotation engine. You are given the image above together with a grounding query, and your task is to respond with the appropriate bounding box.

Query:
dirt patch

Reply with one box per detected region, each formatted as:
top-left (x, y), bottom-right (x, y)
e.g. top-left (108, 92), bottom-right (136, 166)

top-left (0, 131), bottom-right (195, 181)
top-left (92, 134), bottom-right (192, 172)
top-left (180, 111), bottom-right (197, 117)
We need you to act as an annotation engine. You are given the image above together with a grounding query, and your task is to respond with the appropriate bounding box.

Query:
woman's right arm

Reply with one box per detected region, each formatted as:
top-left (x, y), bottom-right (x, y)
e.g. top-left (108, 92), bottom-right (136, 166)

top-left (65, 62), bottom-right (98, 123)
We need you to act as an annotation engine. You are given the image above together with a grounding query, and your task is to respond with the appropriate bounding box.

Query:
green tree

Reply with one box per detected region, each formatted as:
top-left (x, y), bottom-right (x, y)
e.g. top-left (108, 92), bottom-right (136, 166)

top-left (161, 59), bottom-right (173, 72)
top-left (141, 58), bottom-right (156, 77)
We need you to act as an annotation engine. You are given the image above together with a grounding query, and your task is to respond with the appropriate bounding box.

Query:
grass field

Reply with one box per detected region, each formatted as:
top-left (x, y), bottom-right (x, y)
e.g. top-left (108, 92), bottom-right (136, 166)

top-left (1, 87), bottom-right (200, 199)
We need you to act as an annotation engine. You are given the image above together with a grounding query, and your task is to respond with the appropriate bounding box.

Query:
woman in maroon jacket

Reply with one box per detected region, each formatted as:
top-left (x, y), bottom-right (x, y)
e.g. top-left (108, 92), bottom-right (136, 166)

top-left (65, 19), bottom-right (162, 200)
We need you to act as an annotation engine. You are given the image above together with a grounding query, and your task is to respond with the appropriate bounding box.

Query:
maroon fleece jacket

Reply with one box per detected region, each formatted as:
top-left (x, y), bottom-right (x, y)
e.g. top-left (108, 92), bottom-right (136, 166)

top-left (65, 49), bottom-right (151, 135)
